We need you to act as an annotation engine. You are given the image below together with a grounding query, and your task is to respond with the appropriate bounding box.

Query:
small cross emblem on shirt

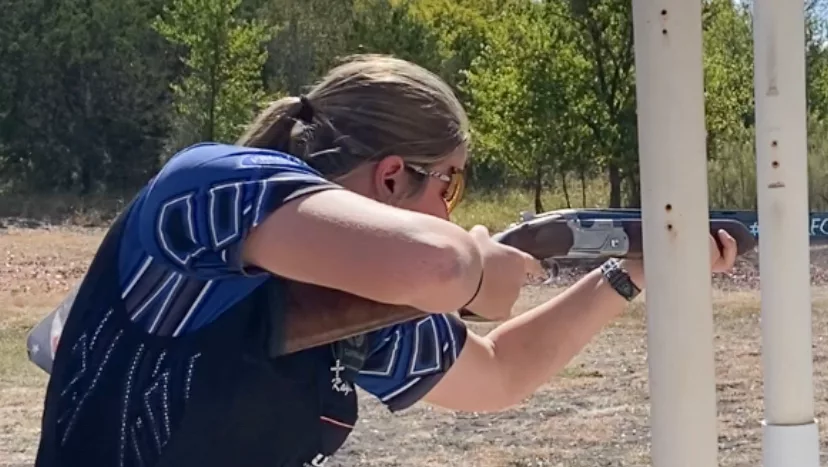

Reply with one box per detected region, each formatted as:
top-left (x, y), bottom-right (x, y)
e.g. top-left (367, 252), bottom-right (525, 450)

top-left (330, 360), bottom-right (352, 395)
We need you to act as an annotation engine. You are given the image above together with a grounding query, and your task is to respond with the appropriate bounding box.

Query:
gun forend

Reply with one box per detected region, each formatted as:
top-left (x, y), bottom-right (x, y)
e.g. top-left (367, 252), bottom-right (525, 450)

top-left (493, 211), bottom-right (756, 261)
top-left (618, 218), bottom-right (756, 259)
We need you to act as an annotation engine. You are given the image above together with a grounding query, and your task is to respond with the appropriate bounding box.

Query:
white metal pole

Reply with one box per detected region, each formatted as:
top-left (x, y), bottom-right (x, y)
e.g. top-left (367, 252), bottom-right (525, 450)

top-left (631, 1), bottom-right (719, 466)
top-left (752, 0), bottom-right (821, 465)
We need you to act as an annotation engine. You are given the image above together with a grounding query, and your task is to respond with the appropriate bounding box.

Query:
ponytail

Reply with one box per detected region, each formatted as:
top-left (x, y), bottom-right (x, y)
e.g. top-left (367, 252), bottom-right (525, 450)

top-left (236, 96), bottom-right (305, 153)
top-left (236, 94), bottom-right (358, 178)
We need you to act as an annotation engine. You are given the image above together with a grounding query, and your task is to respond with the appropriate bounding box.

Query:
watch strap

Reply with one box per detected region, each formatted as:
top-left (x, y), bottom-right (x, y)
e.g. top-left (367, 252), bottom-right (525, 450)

top-left (600, 258), bottom-right (641, 302)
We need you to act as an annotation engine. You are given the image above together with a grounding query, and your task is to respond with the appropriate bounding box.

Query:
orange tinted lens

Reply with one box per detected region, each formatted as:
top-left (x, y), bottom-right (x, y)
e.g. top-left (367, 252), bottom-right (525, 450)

top-left (444, 171), bottom-right (465, 212)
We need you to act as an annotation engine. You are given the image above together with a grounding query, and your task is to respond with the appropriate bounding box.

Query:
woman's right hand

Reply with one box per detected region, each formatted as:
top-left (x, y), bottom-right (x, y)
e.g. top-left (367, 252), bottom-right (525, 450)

top-left (462, 225), bottom-right (541, 321)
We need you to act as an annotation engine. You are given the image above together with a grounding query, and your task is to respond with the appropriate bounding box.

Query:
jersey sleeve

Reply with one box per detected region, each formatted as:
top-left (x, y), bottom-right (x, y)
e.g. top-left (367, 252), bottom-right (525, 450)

top-left (354, 313), bottom-right (469, 412)
top-left (136, 142), bottom-right (342, 281)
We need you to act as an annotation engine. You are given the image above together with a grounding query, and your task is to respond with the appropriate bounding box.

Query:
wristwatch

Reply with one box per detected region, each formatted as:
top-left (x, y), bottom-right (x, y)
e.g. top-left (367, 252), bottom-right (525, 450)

top-left (600, 258), bottom-right (641, 302)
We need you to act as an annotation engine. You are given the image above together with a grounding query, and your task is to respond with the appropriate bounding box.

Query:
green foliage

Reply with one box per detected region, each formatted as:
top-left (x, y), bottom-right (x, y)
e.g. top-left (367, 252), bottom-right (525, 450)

top-left (4, 0), bottom-right (828, 214)
top-left (702, 0), bottom-right (755, 152)
top-left (347, 0), bottom-right (447, 73)
top-left (563, 0), bottom-right (638, 206)
top-left (152, 0), bottom-right (271, 146)
top-left (256, 0), bottom-right (357, 94)
top-left (462, 2), bottom-right (592, 211)
top-left (0, 0), bottom-right (174, 193)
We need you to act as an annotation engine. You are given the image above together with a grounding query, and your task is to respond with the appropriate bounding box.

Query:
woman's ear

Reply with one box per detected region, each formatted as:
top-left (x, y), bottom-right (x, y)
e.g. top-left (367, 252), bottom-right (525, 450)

top-left (373, 155), bottom-right (408, 203)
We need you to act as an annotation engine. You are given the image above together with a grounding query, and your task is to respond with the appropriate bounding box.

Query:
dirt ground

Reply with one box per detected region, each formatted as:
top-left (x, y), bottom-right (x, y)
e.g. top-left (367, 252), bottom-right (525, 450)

top-left (3, 225), bottom-right (828, 466)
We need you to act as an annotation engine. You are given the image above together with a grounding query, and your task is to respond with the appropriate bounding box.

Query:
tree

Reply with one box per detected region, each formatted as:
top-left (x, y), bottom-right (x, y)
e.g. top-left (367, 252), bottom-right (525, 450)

top-left (463, 2), bottom-right (590, 212)
top-left (702, 0), bottom-right (754, 151)
top-left (0, 0), bottom-right (174, 193)
top-left (255, 0), bottom-right (357, 95)
top-left (153, 0), bottom-right (271, 148)
top-left (562, 0), bottom-right (638, 207)
top-left (348, 0), bottom-right (446, 74)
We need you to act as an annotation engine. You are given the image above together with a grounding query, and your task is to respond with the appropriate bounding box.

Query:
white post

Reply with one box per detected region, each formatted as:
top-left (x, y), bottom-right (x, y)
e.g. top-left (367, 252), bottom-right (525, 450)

top-left (752, 0), bottom-right (821, 465)
top-left (631, 1), bottom-right (719, 466)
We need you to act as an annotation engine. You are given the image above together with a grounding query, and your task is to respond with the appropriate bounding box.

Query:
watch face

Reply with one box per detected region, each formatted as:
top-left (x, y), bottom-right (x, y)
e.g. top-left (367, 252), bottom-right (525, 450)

top-left (602, 261), bottom-right (638, 301)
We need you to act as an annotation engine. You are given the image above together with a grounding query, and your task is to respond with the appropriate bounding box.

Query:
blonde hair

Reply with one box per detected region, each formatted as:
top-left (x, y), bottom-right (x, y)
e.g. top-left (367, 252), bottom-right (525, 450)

top-left (237, 54), bottom-right (469, 181)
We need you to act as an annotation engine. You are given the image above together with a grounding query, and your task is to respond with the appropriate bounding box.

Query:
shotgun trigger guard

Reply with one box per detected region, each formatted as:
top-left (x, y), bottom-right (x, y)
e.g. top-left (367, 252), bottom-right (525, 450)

top-left (539, 258), bottom-right (560, 283)
top-left (563, 216), bottom-right (630, 258)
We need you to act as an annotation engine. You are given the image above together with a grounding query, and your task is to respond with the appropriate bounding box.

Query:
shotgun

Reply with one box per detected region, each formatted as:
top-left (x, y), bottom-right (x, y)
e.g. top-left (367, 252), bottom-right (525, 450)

top-left (273, 209), bottom-right (755, 356)
top-left (26, 208), bottom-right (756, 373)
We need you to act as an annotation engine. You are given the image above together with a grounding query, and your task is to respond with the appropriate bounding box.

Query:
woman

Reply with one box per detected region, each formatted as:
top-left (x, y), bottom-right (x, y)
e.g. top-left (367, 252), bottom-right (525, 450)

top-left (34, 54), bottom-right (737, 467)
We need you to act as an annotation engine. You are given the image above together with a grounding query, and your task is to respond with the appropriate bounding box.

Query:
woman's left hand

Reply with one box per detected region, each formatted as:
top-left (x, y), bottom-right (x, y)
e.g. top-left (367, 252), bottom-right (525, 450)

top-left (621, 228), bottom-right (739, 289)
top-left (710, 229), bottom-right (738, 273)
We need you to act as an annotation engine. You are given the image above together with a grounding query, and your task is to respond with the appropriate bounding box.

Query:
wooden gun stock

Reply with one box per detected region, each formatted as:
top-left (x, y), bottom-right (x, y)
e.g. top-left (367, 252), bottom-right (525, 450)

top-left (274, 213), bottom-right (757, 357)
top-left (277, 283), bottom-right (425, 355)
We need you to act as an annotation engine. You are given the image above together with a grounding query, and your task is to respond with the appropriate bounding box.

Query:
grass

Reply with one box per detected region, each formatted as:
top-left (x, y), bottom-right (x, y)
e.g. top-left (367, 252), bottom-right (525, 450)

top-left (0, 192), bottom-right (131, 227)
top-left (450, 181), bottom-right (608, 231)
top-left (0, 183), bottom-right (609, 231)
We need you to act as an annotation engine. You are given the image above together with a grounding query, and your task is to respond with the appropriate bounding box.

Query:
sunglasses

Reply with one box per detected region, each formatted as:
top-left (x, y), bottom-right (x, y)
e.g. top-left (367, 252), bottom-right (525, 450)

top-left (405, 163), bottom-right (466, 213)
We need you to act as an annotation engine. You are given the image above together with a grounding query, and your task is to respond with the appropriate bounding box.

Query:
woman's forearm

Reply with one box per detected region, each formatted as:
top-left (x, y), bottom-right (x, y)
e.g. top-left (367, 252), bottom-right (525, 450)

top-left (487, 260), bottom-right (646, 406)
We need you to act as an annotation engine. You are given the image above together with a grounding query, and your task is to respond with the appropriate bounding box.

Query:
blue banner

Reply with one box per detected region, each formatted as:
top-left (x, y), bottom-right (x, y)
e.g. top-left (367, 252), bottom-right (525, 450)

top-left (559, 208), bottom-right (828, 243)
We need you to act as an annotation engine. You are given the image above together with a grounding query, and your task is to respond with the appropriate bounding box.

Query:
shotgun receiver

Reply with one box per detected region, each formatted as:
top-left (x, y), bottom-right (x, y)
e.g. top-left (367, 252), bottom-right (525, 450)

top-left (26, 209), bottom-right (756, 373)
top-left (273, 209), bottom-right (755, 356)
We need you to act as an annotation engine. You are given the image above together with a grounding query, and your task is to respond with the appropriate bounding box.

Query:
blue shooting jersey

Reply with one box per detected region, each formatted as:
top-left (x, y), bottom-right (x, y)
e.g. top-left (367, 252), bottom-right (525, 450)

top-left (116, 142), bottom-right (469, 412)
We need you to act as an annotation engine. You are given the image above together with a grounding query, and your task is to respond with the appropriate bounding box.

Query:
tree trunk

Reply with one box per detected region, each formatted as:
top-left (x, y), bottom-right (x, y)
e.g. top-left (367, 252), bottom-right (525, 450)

top-left (560, 171), bottom-right (571, 208)
top-left (79, 75), bottom-right (95, 195)
top-left (608, 162), bottom-right (622, 207)
top-left (533, 166), bottom-right (544, 213)
top-left (626, 170), bottom-right (642, 208)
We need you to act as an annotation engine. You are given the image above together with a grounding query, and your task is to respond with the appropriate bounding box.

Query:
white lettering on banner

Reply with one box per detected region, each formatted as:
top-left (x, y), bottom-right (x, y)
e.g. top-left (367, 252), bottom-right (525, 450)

top-left (811, 217), bottom-right (828, 236)
top-left (746, 217), bottom-right (828, 237)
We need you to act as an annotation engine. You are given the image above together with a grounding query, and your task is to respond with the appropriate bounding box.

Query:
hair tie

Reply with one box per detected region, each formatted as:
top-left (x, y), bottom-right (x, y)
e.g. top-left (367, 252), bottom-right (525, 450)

top-left (297, 95), bottom-right (315, 123)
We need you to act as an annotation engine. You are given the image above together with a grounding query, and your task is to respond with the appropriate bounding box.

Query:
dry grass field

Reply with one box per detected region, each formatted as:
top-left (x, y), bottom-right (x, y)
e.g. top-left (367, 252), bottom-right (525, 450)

top-left (4, 221), bottom-right (828, 466)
